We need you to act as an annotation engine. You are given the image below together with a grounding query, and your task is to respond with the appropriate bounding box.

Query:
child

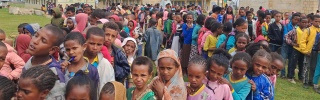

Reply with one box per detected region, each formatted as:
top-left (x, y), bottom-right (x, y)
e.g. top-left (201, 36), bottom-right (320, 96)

top-left (156, 12), bottom-right (164, 31)
top-left (65, 71), bottom-right (96, 100)
top-left (89, 9), bottom-right (107, 26)
top-left (246, 49), bottom-right (274, 100)
top-left (0, 76), bottom-right (16, 100)
top-left (24, 25), bottom-right (66, 99)
top-left (100, 81), bottom-right (126, 100)
top-left (23, 23), bottom-right (40, 37)
top-left (245, 42), bottom-right (271, 57)
top-left (17, 65), bottom-right (57, 100)
top-left (181, 13), bottom-right (194, 74)
top-left (121, 37), bottom-right (137, 87)
top-left (163, 12), bottom-right (175, 48)
top-left (199, 18), bottom-right (215, 56)
top-left (84, 27), bottom-right (115, 93)
top-left (172, 14), bottom-right (183, 54)
top-left (268, 52), bottom-right (284, 86)
top-left (144, 19), bottom-right (163, 61)
top-left (225, 52), bottom-right (252, 100)
top-left (63, 7), bottom-right (75, 27)
top-left (281, 12), bottom-right (290, 26)
top-left (51, 7), bottom-right (64, 28)
top-left (72, 13), bottom-right (88, 33)
top-left (17, 23), bottom-right (28, 34)
top-left (226, 18), bottom-right (248, 51)
top-left (286, 17), bottom-right (308, 84)
top-left (237, 8), bottom-right (246, 20)
top-left (228, 33), bottom-right (250, 56)
top-left (62, 32), bottom-right (99, 88)
top-left (203, 21), bottom-right (223, 58)
top-left (211, 6), bottom-right (221, 19)
top-left (310, 15), bottom-right (320, 93)
top-left (265, 12), bottom-right (272, 25)
top-left (0, 42), bottom-right (8, 70)
top-left (190, 14), bottom-right (206, 59)
top-left (186, 56), bottom-right (214, 100)
top-left (103, 22), bottom-right (130, 83)
top-left (84, 6), bottom-right (93, 16)
top-left (256, 11), bottom-right (266, 37)
top-left (66, 17), bottom-right (76, 30)
top-left (204, 49), bottom-right (233, 100)
top-left (246, 11), bottom-right (257, 40)
top-left (0, 31), bottom-right (24, 81)
top-left (126, 56), bottom-right (155, 100)
top-left (268, 12), bottom-right (284, 52)
top-left (150, 49), bottom-right (187, 100)
top-left (217, 22), bottom-right (232, 48)
top-left (223, 6), bottom-right (234, 24)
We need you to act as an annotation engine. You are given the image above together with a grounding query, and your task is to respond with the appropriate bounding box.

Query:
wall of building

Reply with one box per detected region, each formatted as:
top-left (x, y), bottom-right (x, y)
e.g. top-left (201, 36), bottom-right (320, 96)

top-left (239, 0), bottom-right (318, 14)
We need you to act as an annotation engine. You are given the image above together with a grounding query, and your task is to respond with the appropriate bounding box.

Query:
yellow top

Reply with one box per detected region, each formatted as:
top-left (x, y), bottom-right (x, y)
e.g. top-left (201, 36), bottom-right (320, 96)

top-left (293, 27), bottom-right (306, 53)
top-left (203, 34), bottom-right (218, 57)
top-left (156, 18), bottom-right (163, 31)
top-left (228, 47), bottom-right (236, 54)
top-left (189, 84), bottom-right (206, 96)
top-left (300, 26), bottom-right (320, 54)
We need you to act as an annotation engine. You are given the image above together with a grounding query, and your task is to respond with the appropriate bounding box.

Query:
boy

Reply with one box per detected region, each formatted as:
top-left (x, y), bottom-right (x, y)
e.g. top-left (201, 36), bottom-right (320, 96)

top-left (63, 7), bottom-right (75, 27)
top-left (0, 29), bottom-right (24, 81)
top-left (24, 25), bottom-right (66, 99)
top-left (268, 12), bottom-right (284, 52)
top-left (280, 13), bottom-right (301, 78)
top-left (51, 7), bottom-right (64, 28)
top-left (103, 22), bottom-right (130, 83)
top-left (84, 6), bottom-right (93, 16)
top-left (246, 11), bottom-right (257, 40)
top-left (144, 19), bottom-right (163, 61)
top-left (84, 27), bottom-right (115, 93)
top-left (286, 17), bottom-right (308, 84)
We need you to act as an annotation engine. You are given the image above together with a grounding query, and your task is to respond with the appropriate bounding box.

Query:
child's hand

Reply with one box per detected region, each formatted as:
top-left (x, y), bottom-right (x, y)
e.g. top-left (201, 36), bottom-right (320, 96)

top-left (60, 61), bottom-right (70, 72)
top-left (217, 77), bottom-right (233, 91)
top-left (249, 80), bottom-right (256, 92)
top-left (152, 79), bottom-right (165, 99)
top-left (186, 86), bottom-right (192, 95)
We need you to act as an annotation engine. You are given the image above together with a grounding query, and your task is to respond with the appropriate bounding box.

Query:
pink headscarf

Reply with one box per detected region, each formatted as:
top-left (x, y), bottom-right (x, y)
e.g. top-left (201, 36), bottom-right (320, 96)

top-left (109, 15), bottom-right (120, 22)
top-left (72, 13), bottom-right (88, 33)
top-left (163, 11), bottom-right (168, 20)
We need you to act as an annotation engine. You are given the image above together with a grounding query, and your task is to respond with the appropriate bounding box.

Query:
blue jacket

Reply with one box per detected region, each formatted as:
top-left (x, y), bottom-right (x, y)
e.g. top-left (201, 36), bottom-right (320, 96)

top-left (226, 31), bottom-right (237, 51)
top-left (283, 21), bottom-right (296, 41)
top-left (112, 45), bottom-right (131, 82)
top-left (246, 73), bottom-right (274, 100)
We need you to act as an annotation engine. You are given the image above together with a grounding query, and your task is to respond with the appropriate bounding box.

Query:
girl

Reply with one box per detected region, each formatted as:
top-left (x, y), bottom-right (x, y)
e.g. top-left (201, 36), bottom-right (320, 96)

top-left (237, 8), bottom-right (246, 20)
top-left (187, 56), bottom-right (214, 100)
top-left (246, 49), bottom-right (274, 100)
top-left (181, 13), bottom-right (194, 74)
top-left (263, 12), bottom-right (271, 40)
top-left (268, 52), bottom-right (284, 87)
top-left (228, 33), bottom-right (250, 56)
top-left (66, 17), bottom-right (76, 31)
top-left (128, 20), bottom-right (138, 38)
top-left (203, 21), bottom-right (223, 58)
top-left (65, 71), bottom-right (96, 100)
top-left (126, 57), bottom-right (155, 100)
top-left (122, 37), bottom-right (137, 88)
top-left (156, 12), bottom-right (164, 31)
top-left (17, 65), bottom-right (57, 100)
top-left (100, 81), bottom-right (126, 100)
top-left (150, 49), bottom-right (187, 100)
top-left (0, 76), bottom-right (16, 100)
top-left (190, 14), bottom-right (206, 60)
top-left (225, 52), bottom-right (252, 100)
top-left (268, 12), bottom-right (284, 52)
top-left (226, 18), bottom-right (248, 51)
top-left (72, 13), bottom-right (88, 33)
top-left (216, 22), bottom-right (232, 48)
top-left (164, 12), bottom-right (175, 48)
top-left (198, 18), bottom-right (213, 55)
top-left (256, 11), bottom-right (266, 37)
top-left (223, 6), bottom-right (234, 24)
top-left (62, 32), bottom-right (99, 89)
top-left (204, 49), bottom-right (233, 100)
top-left (171, 13), bottom-right (183, 54)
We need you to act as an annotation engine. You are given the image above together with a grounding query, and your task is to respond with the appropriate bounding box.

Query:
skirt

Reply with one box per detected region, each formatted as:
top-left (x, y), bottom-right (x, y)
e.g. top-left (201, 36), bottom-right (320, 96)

top-left (181, 44), bottom-right (191, 71)
top-left (189, 45), bottom-right (199, 60)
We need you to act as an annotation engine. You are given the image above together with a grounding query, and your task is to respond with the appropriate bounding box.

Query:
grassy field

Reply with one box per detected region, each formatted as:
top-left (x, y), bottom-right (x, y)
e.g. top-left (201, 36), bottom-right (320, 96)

top-left (1, 6), bottom-right (320, 99)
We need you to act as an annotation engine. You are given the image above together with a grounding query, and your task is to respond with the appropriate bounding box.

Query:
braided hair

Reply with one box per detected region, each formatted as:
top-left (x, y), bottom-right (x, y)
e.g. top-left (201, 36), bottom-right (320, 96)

top-left (189, 55), bottom-right (207, 73)
top-left (247, 49), bottom-right (272, 74)
top-left (245, 43), bottom-right (271, 57)
top-left (207, 49), bottom-right (231, 73)
top-left (0, 76), bottom-right (16, 100)
top-left (231, 52), bottom-right (252, 69)
top-left (20, 65), bottom-right (57, 92)
top-left (65, 71), bottom-right (95, 100)
top-left (101, 82), bottom-right (114, 95)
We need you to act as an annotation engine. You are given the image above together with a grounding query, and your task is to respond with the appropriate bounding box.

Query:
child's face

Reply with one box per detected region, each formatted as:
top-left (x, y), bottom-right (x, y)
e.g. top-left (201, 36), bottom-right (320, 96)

top-left (24, 29), bottom-right (31, 36)
top-left (235, 23), bottom-right (248, 33)
top-left (220, 9), bottom-right (225, 15)
top-left (208, 62), bottom-right (226, 81)
top-left (270, 59), bottom-right (284, 76)
top-left (27, 28), bottom-right (57, 56)
top-left (175, 15), bottom-right (182, 22)
top-left (266, 15), bottom-right (271, 23)
top-left (64, 40), bottom-right (86, 63)
top-left (253, 57), bottom-right (270, 76)
top-left (123, 40), bottom-right (136, 56)
top-left (128, 22), bottom-right (134, 30)
top-left (158, 58), bottom-right (179, 82)
top-left (292, 16), bottom-right (301, 25)
top-left (86, 35), bottom-right (104, 56)
top-left (0, 46), bottom-right (8, 69)
top-left (236, 36), bottom-right (248, 51)
top-left (66, 85), bottom-right (91, 100)
top-left (66, 11), bottom-right (75, 17)
top-left (299, 19), bottom-right (308, 28)
top-left (284, 13), bottom-right (289, 19)
top-left (187, 64), bottom-right (206, 89)
top-left (17, 78), bottom-right (48, 100)
top-left (18, 28), bottom-right (24, 34)
top-left (0, 33), bottom-right (5, 41)
top-left (239, 10), bottom-right (245, 16)
top-left (132, 64), bottom-right (152, 89)
top-left (67, 19), bottom-right (75, 29)
top-left (227, 7), bottom-right (232, 13)
top-left (89, 16), bottom-right (98, 25)
top-left (274, 14), bottom-right (282, 22)
top-left (99, 93), bottom-right (114, 100)
top-left (312, 18), bottom-right (320, 28)
top-left (231, 60), bottom-right (248, 79)
top-left (217, 27), bottom-right (223, 35)
top-left (186, 15), bottom-right (193, 23)
top-left (84, 7), bottom-right (92, 15)
top-left (247, 13), bottom-right (253, 20)
top-left (104, 28), bottom-right (118, 47)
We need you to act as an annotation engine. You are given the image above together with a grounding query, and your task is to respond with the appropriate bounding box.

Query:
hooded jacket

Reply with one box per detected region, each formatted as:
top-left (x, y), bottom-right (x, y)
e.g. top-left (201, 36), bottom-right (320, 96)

top-left (72, 13), bottom-right (88, 33)
top-left (15, 34), bottom-right (32, 62)
top-left (51, 8), bottom-right (64, 28)
top-left (0, 43), bottom-right (25, 80)
top-left (129, 20), bottom-right (138, 38)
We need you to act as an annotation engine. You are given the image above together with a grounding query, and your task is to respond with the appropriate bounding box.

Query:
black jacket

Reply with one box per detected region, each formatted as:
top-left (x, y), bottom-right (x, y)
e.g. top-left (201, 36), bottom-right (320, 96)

top-left (268, 22), bottom-right (284, 45)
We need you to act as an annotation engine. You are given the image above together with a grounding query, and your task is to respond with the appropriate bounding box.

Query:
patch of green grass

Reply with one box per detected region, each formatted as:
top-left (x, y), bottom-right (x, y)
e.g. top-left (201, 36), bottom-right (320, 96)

top-left (0, 8), bottom-right (50, 38)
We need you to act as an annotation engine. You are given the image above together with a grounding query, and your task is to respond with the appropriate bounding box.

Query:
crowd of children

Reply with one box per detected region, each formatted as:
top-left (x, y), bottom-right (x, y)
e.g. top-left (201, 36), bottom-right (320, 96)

top-left (1, 2), bottom-right (320, 100)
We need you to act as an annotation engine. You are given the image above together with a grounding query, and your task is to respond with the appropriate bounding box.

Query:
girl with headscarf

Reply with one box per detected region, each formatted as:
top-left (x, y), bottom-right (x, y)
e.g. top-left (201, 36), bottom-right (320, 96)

top-left (100, 81), bottom-right (127, 100)
top-left (150, 49), bottom-right (187, 100)
top-left (128, 20), bottom-right (138, 38)
top-left (121, 37), bottom-right (138, 88)
top-left (15, 34), bottom-right (32, 62)
top-left (72, 13), bottom-right (88, 33)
